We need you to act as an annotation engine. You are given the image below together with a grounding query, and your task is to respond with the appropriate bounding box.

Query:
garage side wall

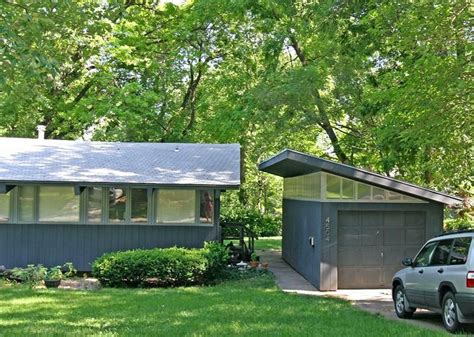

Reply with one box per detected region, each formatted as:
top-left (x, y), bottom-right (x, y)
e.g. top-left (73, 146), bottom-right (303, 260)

top-left (319, 202), bottom-right (444, 291)
top-left (282, 199), bottom-right (321, 287)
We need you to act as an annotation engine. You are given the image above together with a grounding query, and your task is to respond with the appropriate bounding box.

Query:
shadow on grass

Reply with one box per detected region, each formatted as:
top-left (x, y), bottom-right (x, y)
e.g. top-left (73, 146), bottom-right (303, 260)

top-left (0, 277), bottom-right (447, 337)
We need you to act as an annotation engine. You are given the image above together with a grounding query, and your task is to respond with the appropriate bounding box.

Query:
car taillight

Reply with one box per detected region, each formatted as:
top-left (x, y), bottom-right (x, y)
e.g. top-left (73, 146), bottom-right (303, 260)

top-left (467, 272), bottom-right (474, 288)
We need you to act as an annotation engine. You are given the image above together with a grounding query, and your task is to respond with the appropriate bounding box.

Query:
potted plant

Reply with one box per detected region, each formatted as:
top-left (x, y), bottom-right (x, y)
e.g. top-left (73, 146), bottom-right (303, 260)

top-left (44, 266), bottom-right (63, 288)
top-left (250, 252), bottom-right (259, 268)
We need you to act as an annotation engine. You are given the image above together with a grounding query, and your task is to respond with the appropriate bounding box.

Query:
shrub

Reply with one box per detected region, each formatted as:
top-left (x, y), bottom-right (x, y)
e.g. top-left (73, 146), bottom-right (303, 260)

top-left (92, 243), bottom-right (229, 287)
top-left (202, 242), bottom-right (228, 281)
top-left (221, 208), bottom-right (281, 237)
top-left (11, 264), bottom-right (47, 285)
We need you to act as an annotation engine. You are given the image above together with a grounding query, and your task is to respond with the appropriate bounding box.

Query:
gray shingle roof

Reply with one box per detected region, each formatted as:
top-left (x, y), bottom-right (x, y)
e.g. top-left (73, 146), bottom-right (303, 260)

top-left (0, 138), bottom-right (240, 188)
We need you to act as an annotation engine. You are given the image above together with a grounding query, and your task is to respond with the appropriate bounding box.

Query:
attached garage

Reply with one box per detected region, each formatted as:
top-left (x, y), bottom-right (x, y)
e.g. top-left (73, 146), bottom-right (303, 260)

top-left (259, 149), bottom-right (462, 290)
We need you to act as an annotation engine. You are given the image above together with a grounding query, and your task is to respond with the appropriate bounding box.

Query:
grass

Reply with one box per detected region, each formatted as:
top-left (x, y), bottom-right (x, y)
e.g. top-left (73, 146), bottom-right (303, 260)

top-left (255, 236), bottom-right (282, 250)
top-left (0, 276), bottom-right (446, 337)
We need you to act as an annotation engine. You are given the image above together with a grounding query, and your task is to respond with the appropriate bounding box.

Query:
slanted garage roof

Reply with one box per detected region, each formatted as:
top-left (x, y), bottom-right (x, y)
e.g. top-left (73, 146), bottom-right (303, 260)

top-left (259, 149), bottom-right (462, 205)
top-left (0, 138), bottom-right (240, 188)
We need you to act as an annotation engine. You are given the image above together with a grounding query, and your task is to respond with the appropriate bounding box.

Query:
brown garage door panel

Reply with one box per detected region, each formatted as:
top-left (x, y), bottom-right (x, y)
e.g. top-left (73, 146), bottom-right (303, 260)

top-left (337, 210), bottom-right (426, 289)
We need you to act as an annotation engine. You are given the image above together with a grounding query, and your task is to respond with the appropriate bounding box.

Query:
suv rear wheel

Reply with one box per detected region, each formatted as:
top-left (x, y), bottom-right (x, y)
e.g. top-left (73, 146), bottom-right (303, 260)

top-left (442, 292), bottom-right (463, 333)
top-left (394, 285), bottom-right (415, 319)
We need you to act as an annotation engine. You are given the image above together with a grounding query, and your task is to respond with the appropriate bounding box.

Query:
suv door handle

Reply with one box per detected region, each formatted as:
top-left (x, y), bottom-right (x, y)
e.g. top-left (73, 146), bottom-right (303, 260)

top-left (418, 269), bottom-right (424, 274)
top-left (438, 268), bottom-right (444, 274)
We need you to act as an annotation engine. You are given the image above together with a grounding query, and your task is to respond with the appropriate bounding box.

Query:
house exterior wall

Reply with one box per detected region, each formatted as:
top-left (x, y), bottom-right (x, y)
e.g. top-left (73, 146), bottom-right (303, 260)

top-left (281, 199), bottom-right (444, 291)
top-left (0, 223), bottom-right (218, 271)
top-left (282, 199), bottom-right (321, 287)
top-left (0, 190), bottom-right (221, 271)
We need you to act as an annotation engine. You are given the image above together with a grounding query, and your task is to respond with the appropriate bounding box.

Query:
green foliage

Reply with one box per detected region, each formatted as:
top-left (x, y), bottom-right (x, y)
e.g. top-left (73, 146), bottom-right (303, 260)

top-left (9, 262), bottom-right (77, 285)
top-left (0, 0), bottom-right (471, 222)
top-left (45, 266), bottom-right (63, 281)
top-left (92, 243), bottom-right (229, 287)
top-left (221, 206), bottom-right (282, 237)
top-left (11, 264), bottom-right (47, 286)
top-left (202, 241), bottom-right (229, 281)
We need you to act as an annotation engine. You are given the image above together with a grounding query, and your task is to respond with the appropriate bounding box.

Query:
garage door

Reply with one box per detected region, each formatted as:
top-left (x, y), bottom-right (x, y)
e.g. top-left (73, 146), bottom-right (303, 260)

top-left (337, 210), bottom-right (425, 289)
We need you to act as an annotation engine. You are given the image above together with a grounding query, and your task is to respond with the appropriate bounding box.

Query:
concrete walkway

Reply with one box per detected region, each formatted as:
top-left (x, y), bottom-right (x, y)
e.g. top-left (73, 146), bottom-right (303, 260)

top-left (259, 249), bottom-right (474, 334)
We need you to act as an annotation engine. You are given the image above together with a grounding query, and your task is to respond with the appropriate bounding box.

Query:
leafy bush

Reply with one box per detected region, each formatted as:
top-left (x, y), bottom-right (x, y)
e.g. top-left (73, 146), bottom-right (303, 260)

top-left (9, 262), bottom-right (77, 286)
top-left (221, 208), bottom-right (281, 237)
top-left (11, 264), bottom-right (47, 285)
top-left (92, 243), bottom-right (229, 288)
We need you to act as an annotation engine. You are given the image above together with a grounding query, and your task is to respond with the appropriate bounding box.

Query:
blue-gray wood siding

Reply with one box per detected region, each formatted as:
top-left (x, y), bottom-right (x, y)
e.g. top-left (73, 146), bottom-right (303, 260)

top-left (282, 199), bottom-right (321, 287)
top-left (319, 202), bottom-right (444, 290)
top-left (281, 199), bottom-right (444, 291)
top-left (0, 224), bottom-right (217, 271)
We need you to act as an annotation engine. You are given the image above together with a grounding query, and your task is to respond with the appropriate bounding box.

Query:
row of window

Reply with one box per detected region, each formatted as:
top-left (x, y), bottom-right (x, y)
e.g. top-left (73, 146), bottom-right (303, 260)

top-left (283, 172), bottom-right (423, 202)
top-left (0, 186), bottom-right (214, 225)
top-left (413, 237), bottom-right (472, 267)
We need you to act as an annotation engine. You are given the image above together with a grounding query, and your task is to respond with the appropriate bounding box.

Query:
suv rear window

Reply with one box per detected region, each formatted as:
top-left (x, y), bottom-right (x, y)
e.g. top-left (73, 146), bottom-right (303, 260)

top-left (450, 237), bottom-right (472, 265)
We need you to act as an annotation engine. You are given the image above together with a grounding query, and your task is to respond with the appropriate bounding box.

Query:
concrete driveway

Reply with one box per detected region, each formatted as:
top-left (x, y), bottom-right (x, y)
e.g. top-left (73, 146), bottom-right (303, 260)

top-left (260, 249), bottom-right (474, 334)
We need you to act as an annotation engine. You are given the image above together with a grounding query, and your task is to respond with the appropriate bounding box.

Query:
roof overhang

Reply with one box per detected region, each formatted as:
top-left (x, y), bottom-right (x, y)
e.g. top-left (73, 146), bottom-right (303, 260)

top-left (259, 149), bottom-right (463, 206)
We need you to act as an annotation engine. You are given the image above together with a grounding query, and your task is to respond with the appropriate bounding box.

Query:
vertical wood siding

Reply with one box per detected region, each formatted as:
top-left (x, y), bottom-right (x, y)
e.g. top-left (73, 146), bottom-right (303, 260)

top-left (0, 224), bottom-right (217, 271)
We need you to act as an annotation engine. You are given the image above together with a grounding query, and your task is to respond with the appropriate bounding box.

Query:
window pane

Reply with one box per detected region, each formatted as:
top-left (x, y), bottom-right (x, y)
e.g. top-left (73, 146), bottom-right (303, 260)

top-left (450, 237), bottom-right (472, 265)
top-left (430, 240), bottom-right (452, 266)
top-left (326, 174), bottom-right (341, 199)
top-left (0, 192), bottom-right (10, 222)
top-left (341, 179), bottom-right (355, 199)
top-left (18, 186), bottom-right (35, 222)
top-left (199, 190), bottom-right (213, 224)
top-left (372, 187), bottom-right (386, 201)
top-left (156, 190), bottom-right (195, 224)
top-left (414, 241), bottom-right (438, 267)
top-left (131, 189), bottom-right (148, 223)
top-left (109, 188), bottom-right (127, 223)
top-left (87, 187), bottom-right (102, 223)
top-left (357, 183), bottom-right (371, 200)
top-left (39, 186), bottom-right (79, 222)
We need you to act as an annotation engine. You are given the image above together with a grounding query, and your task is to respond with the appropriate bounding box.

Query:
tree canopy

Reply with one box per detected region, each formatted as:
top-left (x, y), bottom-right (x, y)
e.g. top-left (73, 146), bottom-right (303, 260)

top-left (0, 0), bottom-right (472, 222)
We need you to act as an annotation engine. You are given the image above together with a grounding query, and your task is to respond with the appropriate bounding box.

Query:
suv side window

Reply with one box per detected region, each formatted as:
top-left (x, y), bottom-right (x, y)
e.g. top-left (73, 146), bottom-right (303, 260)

top-left (429, 239), bottom-right (453, 266)
top-left (449, 237), bottom-right (472, 265)
top-left (414, 241), bottom-right (438, 267)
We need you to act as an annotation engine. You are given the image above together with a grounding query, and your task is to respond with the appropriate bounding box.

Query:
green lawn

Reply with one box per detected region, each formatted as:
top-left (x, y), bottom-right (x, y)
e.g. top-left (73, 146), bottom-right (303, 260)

top-left (0, 276), bottom-right (445, 337)
top-left (255, 236), bottom-right (282, 250)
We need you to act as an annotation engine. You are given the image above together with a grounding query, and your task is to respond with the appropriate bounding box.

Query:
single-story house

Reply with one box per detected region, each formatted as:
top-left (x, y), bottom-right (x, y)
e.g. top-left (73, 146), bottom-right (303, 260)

top-left (0, 137), bottom-right (240, 271)
top-left (259, 149), bottom-right (462, 290)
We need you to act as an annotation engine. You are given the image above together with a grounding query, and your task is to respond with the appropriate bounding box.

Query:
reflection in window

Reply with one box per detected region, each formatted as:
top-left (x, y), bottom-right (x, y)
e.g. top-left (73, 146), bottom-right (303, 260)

top-left (326, 174), bottom-right (341, 199)
top-left (200, 191), bottom-right (213, 224)
top-left (357, 183), bottom-right (371, 200)
top-left (372, 187), bottom-right (386, 200)
top-left (414, 241), bottom-right (437, 267)
top-left (18, 186), bottom-right (35, 222)
top-left (0, 192), bottom-right (10, 222)
top-left (131, 189), bottom-right (148, 223)
top-left (156, 189), bottom-right (195, 224)
top-left (430, 240), bottom-right (452, 266)
top-left (109, 188), bottom-right (127, 223)
top-left (341, 179), bottom-right (354, 199)
top-left (87, 187), bottom-right (102, 223)
top-left (450, 237), bottom-right (472, 265)
top-left (39, 186), bottom-right (79, 222)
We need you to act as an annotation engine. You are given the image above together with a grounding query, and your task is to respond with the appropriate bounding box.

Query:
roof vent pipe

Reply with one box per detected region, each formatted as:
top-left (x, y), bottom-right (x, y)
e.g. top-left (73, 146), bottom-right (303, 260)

top-left (37, 125), bottom-right (46, 140)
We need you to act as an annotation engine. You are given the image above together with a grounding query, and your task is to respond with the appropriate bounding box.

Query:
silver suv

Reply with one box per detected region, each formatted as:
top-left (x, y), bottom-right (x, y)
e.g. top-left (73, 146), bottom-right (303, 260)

top-left (392, 230), bottom-right (474, 333)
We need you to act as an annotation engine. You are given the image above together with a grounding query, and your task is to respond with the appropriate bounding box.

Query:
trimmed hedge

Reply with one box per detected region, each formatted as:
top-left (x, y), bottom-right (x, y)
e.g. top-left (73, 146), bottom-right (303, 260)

top-left (92, 242), bottom-right (228, 287)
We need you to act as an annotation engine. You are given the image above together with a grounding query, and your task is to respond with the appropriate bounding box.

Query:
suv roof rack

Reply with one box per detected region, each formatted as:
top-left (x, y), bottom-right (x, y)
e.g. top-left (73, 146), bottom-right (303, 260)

top-left (436, 229), bottom-right (474, 237)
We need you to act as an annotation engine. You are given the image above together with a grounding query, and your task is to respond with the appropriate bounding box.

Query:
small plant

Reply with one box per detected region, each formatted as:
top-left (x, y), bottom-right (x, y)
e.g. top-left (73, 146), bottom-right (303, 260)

top-left (62, 262), bottom-right (77, 278)
top-left (46, 266), bottom-right (63, 281)
top-left (250, 252), bottom-right (258, 261)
